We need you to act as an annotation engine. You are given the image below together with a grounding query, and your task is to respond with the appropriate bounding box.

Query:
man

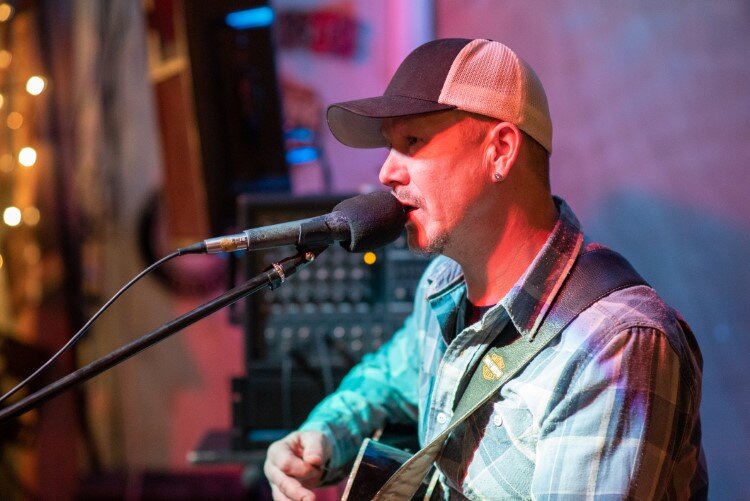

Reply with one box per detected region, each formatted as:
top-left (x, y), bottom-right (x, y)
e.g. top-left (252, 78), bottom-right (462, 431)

top-left (264, 38), bottom-right (707, 500)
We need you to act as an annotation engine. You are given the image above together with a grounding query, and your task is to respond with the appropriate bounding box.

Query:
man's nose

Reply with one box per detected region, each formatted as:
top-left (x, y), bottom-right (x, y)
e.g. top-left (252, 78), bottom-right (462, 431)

top-left (379, 151), bottom-right (409, 188)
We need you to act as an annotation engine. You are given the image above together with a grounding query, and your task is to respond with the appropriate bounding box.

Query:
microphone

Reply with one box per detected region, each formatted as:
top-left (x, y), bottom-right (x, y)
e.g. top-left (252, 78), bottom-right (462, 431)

top-left (179, 191), bottom-right (407, 255)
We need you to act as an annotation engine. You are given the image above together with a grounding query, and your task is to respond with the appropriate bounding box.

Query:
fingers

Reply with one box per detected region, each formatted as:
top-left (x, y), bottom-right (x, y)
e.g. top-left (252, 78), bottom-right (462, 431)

top-left (271, 435), bottom-right (322, 480)
top-left (270, 484), bottom-right (293, 501)
top-left (266, 463), bottom-right (316, 501)
top-left (298, 431), bottom-right (329, 469)
top-left (265, 431), bottom-right (329, 500)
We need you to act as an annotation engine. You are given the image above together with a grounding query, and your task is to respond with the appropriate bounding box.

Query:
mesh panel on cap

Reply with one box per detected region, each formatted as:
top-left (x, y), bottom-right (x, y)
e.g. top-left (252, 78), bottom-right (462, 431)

top-left (437, 39), bottom-right (553, 152)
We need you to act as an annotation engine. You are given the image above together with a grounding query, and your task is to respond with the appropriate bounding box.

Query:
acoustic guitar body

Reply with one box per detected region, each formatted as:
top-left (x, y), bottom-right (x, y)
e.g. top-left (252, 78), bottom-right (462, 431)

top-left (342, 438), bottom-right (436, 500)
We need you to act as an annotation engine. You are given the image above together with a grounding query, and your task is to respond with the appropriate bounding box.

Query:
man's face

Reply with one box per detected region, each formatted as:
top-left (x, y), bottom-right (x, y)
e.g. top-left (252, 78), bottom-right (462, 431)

top-left (379, 110), bottom-right (490, 255)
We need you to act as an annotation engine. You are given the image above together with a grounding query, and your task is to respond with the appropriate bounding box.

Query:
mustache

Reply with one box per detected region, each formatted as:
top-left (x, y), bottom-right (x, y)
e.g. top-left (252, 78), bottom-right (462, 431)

top-left (392, 189), bottom-right (424, 209)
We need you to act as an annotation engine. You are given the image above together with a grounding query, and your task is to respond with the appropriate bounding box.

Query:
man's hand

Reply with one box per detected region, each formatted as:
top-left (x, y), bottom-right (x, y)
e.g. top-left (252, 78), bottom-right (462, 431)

top-left (264, 430), bottom-right (331, 501)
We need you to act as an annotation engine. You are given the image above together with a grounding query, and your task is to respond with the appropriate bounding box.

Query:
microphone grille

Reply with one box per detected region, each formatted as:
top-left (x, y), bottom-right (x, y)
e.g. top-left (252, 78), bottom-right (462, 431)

top-left (333, 191), bottom-right (407, 252)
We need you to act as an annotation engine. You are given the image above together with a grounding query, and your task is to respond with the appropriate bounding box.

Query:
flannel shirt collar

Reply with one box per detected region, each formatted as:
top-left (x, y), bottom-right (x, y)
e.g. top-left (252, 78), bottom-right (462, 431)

top-left (424, 197), bottom-right (584, 340)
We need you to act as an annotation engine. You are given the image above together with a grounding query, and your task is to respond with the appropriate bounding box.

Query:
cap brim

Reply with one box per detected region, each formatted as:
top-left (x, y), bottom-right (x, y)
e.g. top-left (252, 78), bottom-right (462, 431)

top-left (327, 95), bottom-right (456, 148)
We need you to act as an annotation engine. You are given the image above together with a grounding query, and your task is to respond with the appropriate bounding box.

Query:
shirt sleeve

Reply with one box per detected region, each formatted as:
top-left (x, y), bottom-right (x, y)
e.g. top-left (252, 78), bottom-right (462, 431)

top-left (531, 325), bottom-right (697, 499)
top-left (299, 303), bottom-right (422, 477)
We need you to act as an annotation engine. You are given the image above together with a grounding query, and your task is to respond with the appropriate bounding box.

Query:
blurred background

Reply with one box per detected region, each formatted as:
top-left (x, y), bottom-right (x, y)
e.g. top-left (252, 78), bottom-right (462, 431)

top-left (0, 0), bottom-right (747, 499)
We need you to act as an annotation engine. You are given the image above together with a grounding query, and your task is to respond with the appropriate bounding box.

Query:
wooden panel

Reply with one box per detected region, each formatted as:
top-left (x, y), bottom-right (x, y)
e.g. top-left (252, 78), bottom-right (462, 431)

top-left (154, 70), bottom-right (209, 243)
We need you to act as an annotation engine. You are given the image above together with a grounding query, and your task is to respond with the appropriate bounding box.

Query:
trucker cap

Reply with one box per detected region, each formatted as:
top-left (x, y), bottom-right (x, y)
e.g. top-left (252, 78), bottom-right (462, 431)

top-left (327, 38), bottom-right (552, 153)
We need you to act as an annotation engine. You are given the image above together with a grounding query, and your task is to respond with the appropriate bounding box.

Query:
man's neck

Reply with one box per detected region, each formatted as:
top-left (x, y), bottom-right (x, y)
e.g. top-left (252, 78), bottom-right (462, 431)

top-left (452, 199), bottom-right (558, 307)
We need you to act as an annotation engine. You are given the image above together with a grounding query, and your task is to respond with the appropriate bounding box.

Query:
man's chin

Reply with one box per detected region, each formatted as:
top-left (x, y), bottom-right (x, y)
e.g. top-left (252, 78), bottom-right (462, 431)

top-left (408, 245), bottom-right (441, 257)
top-left (406, 230), bottom-right (447, 257)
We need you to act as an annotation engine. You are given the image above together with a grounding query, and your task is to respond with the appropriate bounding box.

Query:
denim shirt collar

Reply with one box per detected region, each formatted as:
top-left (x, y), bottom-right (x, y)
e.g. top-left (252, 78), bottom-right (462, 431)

top-left (423, 197), bottom-right (584, 340)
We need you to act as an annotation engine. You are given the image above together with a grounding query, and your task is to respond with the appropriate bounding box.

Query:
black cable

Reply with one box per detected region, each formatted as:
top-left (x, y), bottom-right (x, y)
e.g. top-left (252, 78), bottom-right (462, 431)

top-left (0, 250), bottom-right (181, 407)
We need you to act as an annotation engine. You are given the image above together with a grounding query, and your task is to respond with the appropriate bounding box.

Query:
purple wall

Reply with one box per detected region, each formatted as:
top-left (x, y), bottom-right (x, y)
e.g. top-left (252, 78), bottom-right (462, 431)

top-left (434, 1), bottom-right (750, 497)
top-left (276, 0), bottom-right (434, 194)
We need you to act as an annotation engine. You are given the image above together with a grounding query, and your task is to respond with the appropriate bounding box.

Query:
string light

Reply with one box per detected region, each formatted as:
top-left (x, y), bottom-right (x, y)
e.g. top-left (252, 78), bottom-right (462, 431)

top-left (0, 0), bottom-right (46, 319)
top-left (26, 76), bottom-right (45, 95)
top-left (18, 147), bottom-right (36, 167)
top-left (0, 3), bottom-right (13, 23)
top-left (0, 0), bottom-right (49, 316)
top-left (3, 206), bottom-right (21, 227)
top-left (0, 153), bottom-right (12, 173)
top-left (6, 111), bottom-right (22, 129)
top-left (0, 50), bottom-right (11, 69)
top-left (22, 206), bottom-right (40, 226)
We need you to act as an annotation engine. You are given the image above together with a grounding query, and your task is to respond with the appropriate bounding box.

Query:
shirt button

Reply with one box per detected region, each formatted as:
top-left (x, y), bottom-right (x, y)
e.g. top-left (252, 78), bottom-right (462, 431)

top-left (436, 412), bottom-right (448, 424)
top-left (493, 414), bottom-right (503, 427)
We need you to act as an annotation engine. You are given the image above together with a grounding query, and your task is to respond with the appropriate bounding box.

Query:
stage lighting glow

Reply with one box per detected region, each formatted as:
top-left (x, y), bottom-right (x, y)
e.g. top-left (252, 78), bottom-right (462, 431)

top-left (225, 6), bottom-right (274, 30)
top-left (286, 147), bottom-right (319, 164)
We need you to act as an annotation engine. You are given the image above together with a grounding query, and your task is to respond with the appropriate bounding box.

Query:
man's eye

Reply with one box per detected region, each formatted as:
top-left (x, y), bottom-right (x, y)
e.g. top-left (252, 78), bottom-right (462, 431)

top-left (406, 136), bottom-right (419, 147)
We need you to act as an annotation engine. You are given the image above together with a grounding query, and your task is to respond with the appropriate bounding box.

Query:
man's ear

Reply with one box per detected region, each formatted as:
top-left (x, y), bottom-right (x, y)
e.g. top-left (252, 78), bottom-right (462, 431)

top-left (485, 122), bottom-right (522, 182)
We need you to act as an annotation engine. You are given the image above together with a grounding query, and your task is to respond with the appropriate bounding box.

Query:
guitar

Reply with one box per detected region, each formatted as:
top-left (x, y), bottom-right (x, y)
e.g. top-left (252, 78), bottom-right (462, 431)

top-left (341, 438), bottom-right (441, 500)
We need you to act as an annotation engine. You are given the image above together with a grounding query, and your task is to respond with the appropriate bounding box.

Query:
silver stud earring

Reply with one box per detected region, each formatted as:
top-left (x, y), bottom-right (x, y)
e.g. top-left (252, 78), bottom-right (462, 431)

top-left (494, 172), bottom-right (503, 182)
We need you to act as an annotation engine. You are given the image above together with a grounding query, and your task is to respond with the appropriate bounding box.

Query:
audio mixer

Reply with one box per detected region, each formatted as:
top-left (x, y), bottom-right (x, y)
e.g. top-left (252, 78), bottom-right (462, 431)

top-left (231, 193), bottom-right (429, 449)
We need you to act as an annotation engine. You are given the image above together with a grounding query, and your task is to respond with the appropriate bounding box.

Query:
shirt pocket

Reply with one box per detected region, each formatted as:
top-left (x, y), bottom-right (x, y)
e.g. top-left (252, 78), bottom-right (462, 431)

top-left (485, 400), bottom-right (538, 447)
top-left (459, 401), bottom-right (538, 499)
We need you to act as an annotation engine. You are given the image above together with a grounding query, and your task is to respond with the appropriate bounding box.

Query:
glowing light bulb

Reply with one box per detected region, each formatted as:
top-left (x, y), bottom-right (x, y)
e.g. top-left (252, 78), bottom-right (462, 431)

top-left (3, 206), bottom-right (21, 227)
top-left (18, 147), bottom-right (36, 167)
top-left (26, 76), bottom-right (46, 95)
top-left (0, 153), bottom-right (12, 173)
top-left (0, 254), bottom-right (3, 269)
top-left (0, 3), bottom-right (14, 23)
top-left (363, 252), bottom-right (377, 265)
top-left (6, 111), bottom-right (22, 129)
top-left (22, 206), bottom-right (40, 226)
top-left (0, 93), bottom-right (4, 109)
top-left (0, 50), bottom-right (11, 69)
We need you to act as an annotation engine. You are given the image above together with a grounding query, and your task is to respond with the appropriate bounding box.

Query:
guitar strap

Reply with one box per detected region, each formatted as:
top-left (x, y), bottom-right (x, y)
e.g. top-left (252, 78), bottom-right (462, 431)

top-left (373, 247), bottom-right (648, 499)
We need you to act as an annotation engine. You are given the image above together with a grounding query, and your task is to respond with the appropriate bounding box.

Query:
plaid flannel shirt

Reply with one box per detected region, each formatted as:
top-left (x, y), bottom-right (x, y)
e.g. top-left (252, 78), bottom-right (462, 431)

top-left (301, 198), bottom-right (708, 499)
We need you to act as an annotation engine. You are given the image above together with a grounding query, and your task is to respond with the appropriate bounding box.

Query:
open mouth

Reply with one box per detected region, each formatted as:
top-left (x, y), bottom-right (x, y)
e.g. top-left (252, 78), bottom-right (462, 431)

top-left (391, 191), bottom-right (419, 214)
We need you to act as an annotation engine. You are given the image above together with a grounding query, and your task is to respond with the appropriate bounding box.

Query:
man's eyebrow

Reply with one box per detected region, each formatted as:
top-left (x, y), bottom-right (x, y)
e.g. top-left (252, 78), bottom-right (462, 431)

top-left (380, 124), bottom-right (395, 144)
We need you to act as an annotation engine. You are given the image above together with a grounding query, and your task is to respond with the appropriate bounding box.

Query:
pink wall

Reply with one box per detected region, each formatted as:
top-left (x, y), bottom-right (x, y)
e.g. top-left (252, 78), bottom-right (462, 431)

top-left (161, 0), bottom-right (438, 481)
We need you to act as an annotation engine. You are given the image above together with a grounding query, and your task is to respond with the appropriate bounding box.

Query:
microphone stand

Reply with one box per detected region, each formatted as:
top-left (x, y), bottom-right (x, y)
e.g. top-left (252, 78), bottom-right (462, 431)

top-left (0, 245), bottom-right (328, 424)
